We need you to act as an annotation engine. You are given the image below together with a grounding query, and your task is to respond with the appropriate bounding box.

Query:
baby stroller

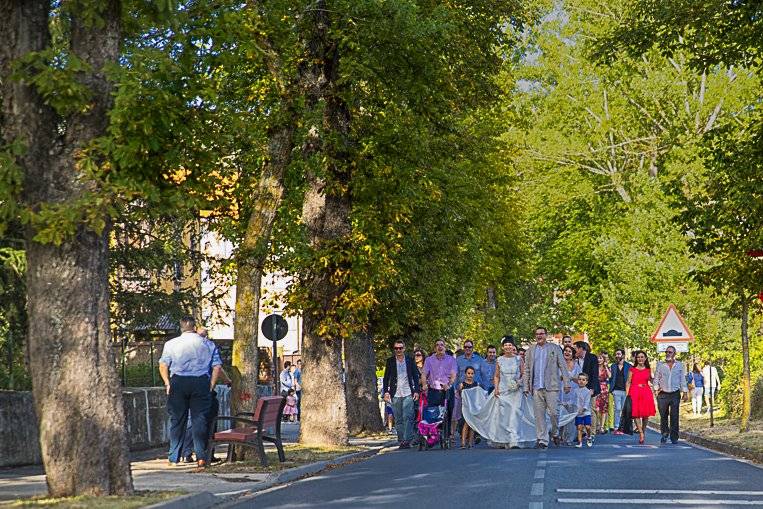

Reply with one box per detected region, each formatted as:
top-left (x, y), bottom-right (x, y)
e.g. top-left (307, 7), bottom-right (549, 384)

top-left (417, 389), bottom-right (450, 450)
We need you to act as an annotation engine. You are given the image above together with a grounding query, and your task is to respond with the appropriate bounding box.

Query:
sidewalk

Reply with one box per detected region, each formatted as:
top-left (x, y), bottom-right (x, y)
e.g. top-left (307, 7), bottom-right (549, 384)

top-left (0, 423), bottom-right (395, 505)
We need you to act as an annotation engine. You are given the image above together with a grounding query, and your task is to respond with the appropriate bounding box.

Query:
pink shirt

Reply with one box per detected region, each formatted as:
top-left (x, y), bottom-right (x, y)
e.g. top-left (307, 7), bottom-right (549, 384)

top-left (423, 353), bottom-right (457, 389)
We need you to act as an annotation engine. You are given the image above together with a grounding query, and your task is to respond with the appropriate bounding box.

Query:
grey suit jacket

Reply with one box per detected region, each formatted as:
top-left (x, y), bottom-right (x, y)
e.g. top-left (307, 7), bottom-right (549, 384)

top-left (523, 342), bottom-right (570, 392)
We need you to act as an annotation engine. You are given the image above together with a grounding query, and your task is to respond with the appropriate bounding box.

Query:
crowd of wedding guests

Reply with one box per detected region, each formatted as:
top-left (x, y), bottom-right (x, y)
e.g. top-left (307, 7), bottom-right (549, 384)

top-left (381, 327), bottom-right (721, 450)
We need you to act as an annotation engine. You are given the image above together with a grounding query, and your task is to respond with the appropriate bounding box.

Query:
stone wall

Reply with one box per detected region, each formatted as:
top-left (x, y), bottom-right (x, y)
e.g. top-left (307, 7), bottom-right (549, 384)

top-left (0, 385), bottom-right (240, 467)
top-left (0, 391), bottom-right (42, 467)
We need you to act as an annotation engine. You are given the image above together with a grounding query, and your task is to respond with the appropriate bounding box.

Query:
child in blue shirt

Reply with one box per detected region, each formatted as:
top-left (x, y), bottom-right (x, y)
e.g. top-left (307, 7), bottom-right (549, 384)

top-left (575, 372), bottom-right (593, 448)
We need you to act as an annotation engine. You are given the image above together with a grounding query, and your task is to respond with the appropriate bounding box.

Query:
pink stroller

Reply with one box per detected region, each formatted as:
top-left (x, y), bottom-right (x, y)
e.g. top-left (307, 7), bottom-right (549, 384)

top-left (417, 396), bottom-right (450, 450)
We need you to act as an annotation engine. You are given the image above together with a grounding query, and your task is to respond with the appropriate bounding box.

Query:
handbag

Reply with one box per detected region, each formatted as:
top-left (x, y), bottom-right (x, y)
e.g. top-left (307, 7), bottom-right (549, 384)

top-left (617, 395), bottom-right (634, 435)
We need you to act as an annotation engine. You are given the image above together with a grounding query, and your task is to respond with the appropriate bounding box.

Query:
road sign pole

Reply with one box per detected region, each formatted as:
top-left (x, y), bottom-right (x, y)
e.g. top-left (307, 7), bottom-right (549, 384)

top-left (273, 318), bottom-right (279, 396)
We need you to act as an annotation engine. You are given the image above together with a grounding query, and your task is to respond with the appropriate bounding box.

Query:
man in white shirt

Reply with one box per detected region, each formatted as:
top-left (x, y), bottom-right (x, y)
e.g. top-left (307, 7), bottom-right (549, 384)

top-left (279, 361), bottom-right (295, 396)
top-left (653, 345), bottom-right (688, 444)
top-left (702, 363), bottom-right (721, 412)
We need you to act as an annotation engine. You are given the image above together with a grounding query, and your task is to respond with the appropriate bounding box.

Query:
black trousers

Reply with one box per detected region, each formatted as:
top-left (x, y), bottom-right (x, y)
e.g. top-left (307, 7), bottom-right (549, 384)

top-left (657, 390), bottom-right (681, 442)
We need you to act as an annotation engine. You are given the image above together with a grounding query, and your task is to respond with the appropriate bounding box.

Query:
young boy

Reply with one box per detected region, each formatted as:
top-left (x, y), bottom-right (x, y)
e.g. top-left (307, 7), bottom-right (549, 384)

top-left (575, 372), bottom-right (593, 448)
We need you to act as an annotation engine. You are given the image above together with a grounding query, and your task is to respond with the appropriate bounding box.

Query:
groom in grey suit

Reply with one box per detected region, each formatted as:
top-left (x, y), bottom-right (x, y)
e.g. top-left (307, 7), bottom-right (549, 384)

top-left (523, 327), bottom-right (570, 448)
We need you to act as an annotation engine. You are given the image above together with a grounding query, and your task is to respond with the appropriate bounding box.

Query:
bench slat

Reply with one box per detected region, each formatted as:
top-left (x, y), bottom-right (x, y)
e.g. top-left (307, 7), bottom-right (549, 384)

top-left (214, 428), bottom-right (257, 441)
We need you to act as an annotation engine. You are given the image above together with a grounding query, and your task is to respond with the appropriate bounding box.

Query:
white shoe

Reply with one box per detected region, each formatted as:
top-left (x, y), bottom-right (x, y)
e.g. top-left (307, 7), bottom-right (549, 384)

top-left (586, 438), bottom-right (593, 447)
top-left (575, 442), bottom-right (582, 448)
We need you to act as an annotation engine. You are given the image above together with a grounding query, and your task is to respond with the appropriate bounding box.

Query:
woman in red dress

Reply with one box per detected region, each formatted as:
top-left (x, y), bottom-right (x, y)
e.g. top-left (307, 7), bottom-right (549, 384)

top-left (626, 350), bottom-right (656, 444)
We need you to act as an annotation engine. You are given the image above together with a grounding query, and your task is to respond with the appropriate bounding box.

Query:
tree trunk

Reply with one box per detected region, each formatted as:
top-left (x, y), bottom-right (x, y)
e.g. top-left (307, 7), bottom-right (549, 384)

top-left (297, 0), bottom-right (352, 447)
top-left (232, 266), bottom-right (263, 412)
top-left (1, 1), bottom-right (133, 496)
top-left (346, 332), bottom-right (384, 435)
top-left (231, 117), bottom-right (295, 462)
top-left (740, 296), bottom-right (751, 432)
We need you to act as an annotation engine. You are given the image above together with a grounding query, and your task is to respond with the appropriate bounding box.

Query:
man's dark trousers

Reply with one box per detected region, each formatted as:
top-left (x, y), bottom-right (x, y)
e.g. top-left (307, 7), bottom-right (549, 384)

top-left (181, 389), bottom-right (220, 459)
top-left (657, 390), bottom-right (681, 443)
top-left (168, 375), bottom-right (212, 463)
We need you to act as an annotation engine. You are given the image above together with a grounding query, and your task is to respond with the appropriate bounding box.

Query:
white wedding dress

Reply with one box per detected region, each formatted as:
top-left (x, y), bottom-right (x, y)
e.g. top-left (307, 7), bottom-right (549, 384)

top-left (462, 355), bottom-right (576, 448)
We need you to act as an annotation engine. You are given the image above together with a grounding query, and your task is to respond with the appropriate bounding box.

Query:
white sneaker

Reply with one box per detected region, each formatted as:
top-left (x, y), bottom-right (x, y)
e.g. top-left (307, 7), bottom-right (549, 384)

top-left (575, 442), bottom-right (582, 448)
top-left (586, 438), bottom-right (593, 447)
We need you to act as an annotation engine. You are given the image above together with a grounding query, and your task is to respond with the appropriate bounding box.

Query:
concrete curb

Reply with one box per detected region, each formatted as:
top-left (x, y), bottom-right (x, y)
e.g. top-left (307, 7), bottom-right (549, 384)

top-left (260, 440), bottom-right (397, 488)
top-left (139, 440), bottom-right (397, 509)
top-left (215, 440), bottom-right (398, 507)
top-left (143, 492), bottom-right (217, 509)
top-left (647, 423), bottom-right (763, 464)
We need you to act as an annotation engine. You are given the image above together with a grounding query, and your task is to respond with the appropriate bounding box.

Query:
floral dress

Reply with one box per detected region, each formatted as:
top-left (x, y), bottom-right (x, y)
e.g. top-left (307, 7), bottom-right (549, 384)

top-left (595, 365), bottom-right (609, 413)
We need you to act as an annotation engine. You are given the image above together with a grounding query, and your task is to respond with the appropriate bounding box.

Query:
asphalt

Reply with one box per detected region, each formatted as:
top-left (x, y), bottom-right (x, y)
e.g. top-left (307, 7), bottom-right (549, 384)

top-left (240, 430), bottom-right (763, 509)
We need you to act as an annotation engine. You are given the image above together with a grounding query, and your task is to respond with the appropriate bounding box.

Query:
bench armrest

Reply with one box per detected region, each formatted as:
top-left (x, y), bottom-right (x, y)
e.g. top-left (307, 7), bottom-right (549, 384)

top-left (215, 416), bottom-right (258, 427)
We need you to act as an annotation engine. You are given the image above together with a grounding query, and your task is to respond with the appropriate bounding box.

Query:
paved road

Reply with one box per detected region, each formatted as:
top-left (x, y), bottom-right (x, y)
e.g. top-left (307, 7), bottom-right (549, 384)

top-left (240, 430), bottom-right (763, 508)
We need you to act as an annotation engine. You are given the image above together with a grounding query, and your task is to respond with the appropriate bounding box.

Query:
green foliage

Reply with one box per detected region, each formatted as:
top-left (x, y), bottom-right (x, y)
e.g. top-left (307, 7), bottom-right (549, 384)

top-left (493, 0), bottom-right (756, 358)
top-left (0, 224), bottom-right (29, 390)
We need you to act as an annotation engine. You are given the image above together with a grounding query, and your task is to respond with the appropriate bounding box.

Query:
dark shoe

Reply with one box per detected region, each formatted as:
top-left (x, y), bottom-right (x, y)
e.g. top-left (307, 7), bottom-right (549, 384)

top-left (192, 459), bottom-right (207, 472)
top-left (536, 441), bottom-right (548, 449)
top-left (183, 455), bottom-right (195, 463)
top-left (402, 441), bottom-right (411, 449)
top-left (552, 435), bottom-right (560, 447)
top-left (475, 436), bottom-right (481, 444)
top-left (660, 435), bottom-right (668, 444)
top-left (671, 439), bottom-right (679, 444)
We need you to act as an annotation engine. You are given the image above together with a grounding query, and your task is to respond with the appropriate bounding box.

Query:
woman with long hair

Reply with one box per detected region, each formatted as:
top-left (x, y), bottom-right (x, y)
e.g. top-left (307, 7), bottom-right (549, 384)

top-left (559, 345), bottom-right (581, 444)
top-left (595, 353), bottom-right (611, 434)
top-left (688, 363), bottom-right (705, 415)
top-left (626, 350), bottom-right (656, 444)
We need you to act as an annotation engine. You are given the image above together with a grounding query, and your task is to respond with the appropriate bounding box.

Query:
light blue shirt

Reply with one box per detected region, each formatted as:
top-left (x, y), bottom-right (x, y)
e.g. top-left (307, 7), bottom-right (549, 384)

top-left (280, 369), bottom-right (294, 390)
top-left (293, 368), bottom-right (302, 385)
top-left (160, 331), bottom-right (221, 377)
top-left (532, 343), bottom-right (549, 390)
top-left (457, 353), bottom-right (485, 386)
top-left (481, 359), bottom-right (497, 390)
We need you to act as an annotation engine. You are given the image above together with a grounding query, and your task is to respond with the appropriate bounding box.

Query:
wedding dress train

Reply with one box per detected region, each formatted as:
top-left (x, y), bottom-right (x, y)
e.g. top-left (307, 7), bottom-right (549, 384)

top-left (461, 355), bottom-right (576, 448)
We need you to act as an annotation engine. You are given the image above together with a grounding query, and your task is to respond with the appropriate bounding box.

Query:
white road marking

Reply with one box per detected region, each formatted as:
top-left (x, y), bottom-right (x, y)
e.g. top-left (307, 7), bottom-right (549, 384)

top-left (534, 468), bottom-right (545, 479)
top-left (531, 483), bottom-right (544, 496)
top-left (537, 460), bottom-right (547, 467)
top-left (528, 502), bottom-right (543, 509)
top-left (557, 499), bottom-right (763, 506)
top-left (557, 489), bottom-right (763, 496)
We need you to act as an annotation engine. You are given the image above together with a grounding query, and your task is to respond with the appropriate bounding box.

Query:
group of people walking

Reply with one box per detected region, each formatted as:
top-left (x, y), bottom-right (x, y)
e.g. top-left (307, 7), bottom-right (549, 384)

top-left (382, 327), bottom-right (720, 452)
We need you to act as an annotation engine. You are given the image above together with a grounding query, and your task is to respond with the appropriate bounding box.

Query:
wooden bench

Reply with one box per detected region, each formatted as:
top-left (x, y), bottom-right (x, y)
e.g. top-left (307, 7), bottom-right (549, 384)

top-left (209, 396), bottom-right (286, 466)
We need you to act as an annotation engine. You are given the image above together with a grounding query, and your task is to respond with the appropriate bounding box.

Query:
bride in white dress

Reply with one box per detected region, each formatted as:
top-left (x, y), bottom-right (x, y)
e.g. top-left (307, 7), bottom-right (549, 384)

top-left (462, 341), bottom-right (576, 448)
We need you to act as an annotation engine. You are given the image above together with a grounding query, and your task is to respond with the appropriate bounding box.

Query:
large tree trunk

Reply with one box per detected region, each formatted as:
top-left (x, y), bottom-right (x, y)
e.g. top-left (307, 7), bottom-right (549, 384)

top-left (346, 332), bottom-right (384, 435)
top-left (297, 0), bottom-right (352, 447)
top-left (231, 117), bottom-right (294, 463)
top-left (1, 1), bottom-right (133, 496)
top-left (740, 296), bottom-right (751, 432)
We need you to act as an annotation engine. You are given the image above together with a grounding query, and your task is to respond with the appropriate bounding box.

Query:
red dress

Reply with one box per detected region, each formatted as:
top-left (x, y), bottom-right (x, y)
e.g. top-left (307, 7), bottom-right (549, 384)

top-left (629, 367), bottom-right (656, 418)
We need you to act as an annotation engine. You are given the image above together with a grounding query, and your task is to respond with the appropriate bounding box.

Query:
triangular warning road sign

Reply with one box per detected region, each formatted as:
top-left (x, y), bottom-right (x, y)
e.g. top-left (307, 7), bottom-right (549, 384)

top-left (651, 304), bottom-right (695, 342)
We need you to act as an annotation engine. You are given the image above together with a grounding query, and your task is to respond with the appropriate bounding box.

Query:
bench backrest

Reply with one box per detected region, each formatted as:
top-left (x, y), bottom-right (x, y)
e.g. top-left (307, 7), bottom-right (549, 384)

top-left (253, 396), bottom-right (285, 427)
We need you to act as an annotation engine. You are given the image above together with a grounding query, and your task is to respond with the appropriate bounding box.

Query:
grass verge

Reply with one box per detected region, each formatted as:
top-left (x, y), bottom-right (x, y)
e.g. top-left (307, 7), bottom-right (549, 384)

top-left (0, 491), bottom-right (182, 509)
top-left (206, 444), bottom-right (365, 474)
top-left (651, 401), bottom-right (763, 457)
top-left (679, 410), bottom-right (763, 456)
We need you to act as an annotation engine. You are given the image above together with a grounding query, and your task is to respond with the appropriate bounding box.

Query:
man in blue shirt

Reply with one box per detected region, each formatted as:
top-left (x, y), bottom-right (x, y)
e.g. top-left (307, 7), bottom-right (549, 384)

top-left (159, 316), bottom-right (222, 469)
top-left (180, 327), bottom-right (231, 463)
top-left (456, 339), bottom-right (484, 387)
top-left (481, 345), bottom-right (498, 393)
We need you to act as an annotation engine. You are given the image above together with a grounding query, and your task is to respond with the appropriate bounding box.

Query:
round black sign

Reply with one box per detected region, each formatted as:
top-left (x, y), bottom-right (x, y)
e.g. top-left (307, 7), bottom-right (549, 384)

top-left (261, 314), bottom-right (288, 341)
